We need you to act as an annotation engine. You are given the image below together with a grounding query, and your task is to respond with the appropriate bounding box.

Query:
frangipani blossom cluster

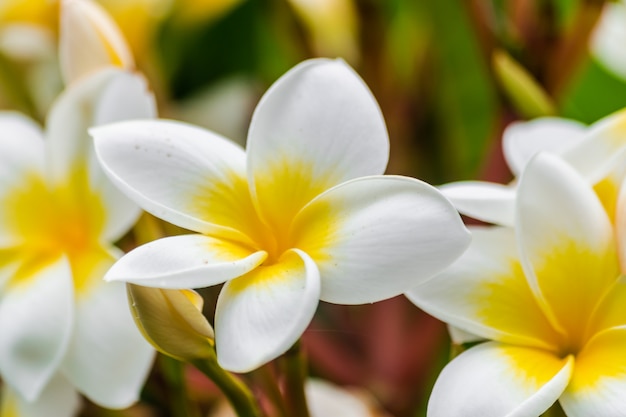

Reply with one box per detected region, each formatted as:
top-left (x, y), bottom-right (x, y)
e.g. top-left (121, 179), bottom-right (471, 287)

top-left (0, 0), bottom-right (154, 416)
top-left (6, 0), bottom-right (626, 416)
top-left (91, 58), bottom-right (471, 373)
top-left (406, 111), bottom-right (626, 416)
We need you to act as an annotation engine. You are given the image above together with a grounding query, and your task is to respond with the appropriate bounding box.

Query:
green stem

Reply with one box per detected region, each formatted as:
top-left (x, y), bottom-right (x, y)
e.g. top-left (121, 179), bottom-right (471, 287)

top-left (280, 342), bottom-right (310, 417)
top-left (191, 358), bottom-right (262, 417)
top-left (160, 355), bottom-right (200, 417)
top-left (254, 365), bottom-right (288, 417)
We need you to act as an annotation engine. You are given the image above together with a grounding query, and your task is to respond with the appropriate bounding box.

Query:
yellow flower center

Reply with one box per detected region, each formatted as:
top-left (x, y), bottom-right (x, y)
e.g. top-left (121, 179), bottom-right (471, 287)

top-left (535, 242), bottom-right (620, 359)
top-left (475, 241), bottom-right (622, 362)
top-left (2, 170), bottom-right (106, 290)
top-left (192, 157), bottom-right (336, 266)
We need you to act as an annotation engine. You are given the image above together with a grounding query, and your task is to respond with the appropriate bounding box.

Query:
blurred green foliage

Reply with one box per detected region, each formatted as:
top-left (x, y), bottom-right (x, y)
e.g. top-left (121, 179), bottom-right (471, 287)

top-left (3, 1), bottom-right (626, 416)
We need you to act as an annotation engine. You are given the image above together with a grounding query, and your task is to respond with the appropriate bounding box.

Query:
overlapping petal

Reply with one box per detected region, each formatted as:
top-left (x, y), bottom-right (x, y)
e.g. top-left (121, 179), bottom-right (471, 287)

top-left (46, 69), bottom-right (154, 189)
top-left (0, 374), bottom-right (80, 417)
top-left (0, 256), bottom-right (73, 401)
top-left (291, 175), bottom-right (470, 304)
top-left (215, 249), bottom-right (320, 372)
top-left (55, 26), bottom-right (155, 243)
top-left (61, 248), bottom-right (154, 408)
top-left (105, 234), bottom-right (266, 289)
top-left (247, 59), bottom-right (389, 233)
top-left (91, 71), bottom-right (156, 241)
top-left (92, 119), bottom-right (266, 245)
top-left (615, 177), bottom-right (626, 270)
top-left (406, 227), bottom-right (558, 350)
top-left (517, 153), bottom-right (618, 342)
top-left (561, 327), bottom-right (626, 417)
top-left (427, 342), bottom-right (573, 417)
top-left (585, 276), bottom-right (626, 337)
top-left (562, 108), bottom-right (626, 184)
top-left (439, 181), bottom-right (516, 226)
top-left (59, 0), bottom-right (133, 85)
top-left (502, 117), bottom-right (586, 176)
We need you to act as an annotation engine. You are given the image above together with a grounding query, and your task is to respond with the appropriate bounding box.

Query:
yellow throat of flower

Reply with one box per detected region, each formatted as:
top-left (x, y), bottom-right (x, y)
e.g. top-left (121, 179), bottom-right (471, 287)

top-left (2, 170), bottom-right (106, 290)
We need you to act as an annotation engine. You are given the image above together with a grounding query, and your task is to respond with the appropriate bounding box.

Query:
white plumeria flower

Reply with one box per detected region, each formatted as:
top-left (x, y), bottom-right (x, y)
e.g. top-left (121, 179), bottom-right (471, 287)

top-left (407, 152), bottom-right (626, 416)
top-left (0, 69), bottom-right (155, 417)
top-left (92, 58), bottom-right (471, 372)
top-left (441, 109), bottom-right (626, 226)
top-left (591, 0), bottom-right (626, 81)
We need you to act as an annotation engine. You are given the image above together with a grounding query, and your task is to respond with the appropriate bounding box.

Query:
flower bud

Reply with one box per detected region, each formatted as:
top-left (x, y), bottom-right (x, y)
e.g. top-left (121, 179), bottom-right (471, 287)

top-left (127, 284), bottom-right (215, 362)
top-left (492, 49), bottom-right (555, 118)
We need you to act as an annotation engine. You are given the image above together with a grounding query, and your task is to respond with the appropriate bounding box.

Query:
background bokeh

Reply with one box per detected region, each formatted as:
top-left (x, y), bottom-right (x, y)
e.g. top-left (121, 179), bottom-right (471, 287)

top-left (1, 0), bottom-right (625, 416)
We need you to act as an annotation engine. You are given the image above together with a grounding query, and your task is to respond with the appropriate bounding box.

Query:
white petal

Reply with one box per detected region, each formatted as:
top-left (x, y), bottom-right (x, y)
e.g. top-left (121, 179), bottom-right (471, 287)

top-left (306, 379), bottom-right (373, 417)
top-left (562, 108), bottom-right (626, 184)
top-left (292, 175), bottom-right (470, 304)
top-left (0, 112), bottom-right (44, 187)
top-left (59, 0), bottom-right (133, 85)
top-left (0, 256), bottom-right (74, 401)
top-left (0, 111), bottom-right (44, 159)
top-left (1, 373), bottom-right (81, 417)
top-left (105, 234), bottom-right (266, 289)
top-left (440, 181), bottom-right (516, 226)
top-left (215, 249), bottom-right (320, 372)
top-left (517, 153), bottom-right (617, 340)
top-left (45, 69), bottom-right (153, 188)
top-left (92, 119), bottom-right (261, 244)
top-left (590, 1), bottom-right (626, 81)
top-left (428, 342), bottom-right (573, 417)
top-left (247, 58), bottom-right (389, 232)
top-left (62, 250), bottom-right (154, 408)
top-left (91, 72), bottom-right (156, 241)
top-left (503, 117), bottom-right (586, 177)
top-left (406, 227), bottom-right (559, 350)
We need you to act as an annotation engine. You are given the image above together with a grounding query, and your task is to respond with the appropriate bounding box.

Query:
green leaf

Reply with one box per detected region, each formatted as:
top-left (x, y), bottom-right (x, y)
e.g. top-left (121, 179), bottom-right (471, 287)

top-left (559, 58), bottom-right (626, 123)
top-left (422, 0), bottom-right (499, 180)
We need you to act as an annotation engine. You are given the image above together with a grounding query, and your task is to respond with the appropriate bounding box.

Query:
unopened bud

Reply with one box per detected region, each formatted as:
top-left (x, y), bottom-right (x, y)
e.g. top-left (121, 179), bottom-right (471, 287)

top-left (127, 284), bottom-right (215, 362)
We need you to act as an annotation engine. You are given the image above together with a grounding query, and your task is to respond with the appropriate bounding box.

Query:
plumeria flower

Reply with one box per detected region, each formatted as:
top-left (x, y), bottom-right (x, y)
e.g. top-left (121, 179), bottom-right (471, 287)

top-left (407, 152), bottom-right (626, 416)
top-left (91, 58), bottom-right (471, 372)
top-left (441, 110), bottom-right (626, 226)
top-left (0, 69), bottom-right (155, 417)
top-left (0, 0), bottom-right (156, 415)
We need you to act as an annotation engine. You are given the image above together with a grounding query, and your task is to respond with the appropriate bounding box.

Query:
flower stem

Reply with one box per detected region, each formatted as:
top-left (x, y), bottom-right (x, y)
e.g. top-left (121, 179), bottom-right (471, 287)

top-left (160, 355), bottom-right (201, 417)
top-left (191, 358), bottom-right (262, 417)
top-left (254, 365), bottom-right (288, 417)
top-left (280, 341), bottom-right (310, 417)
